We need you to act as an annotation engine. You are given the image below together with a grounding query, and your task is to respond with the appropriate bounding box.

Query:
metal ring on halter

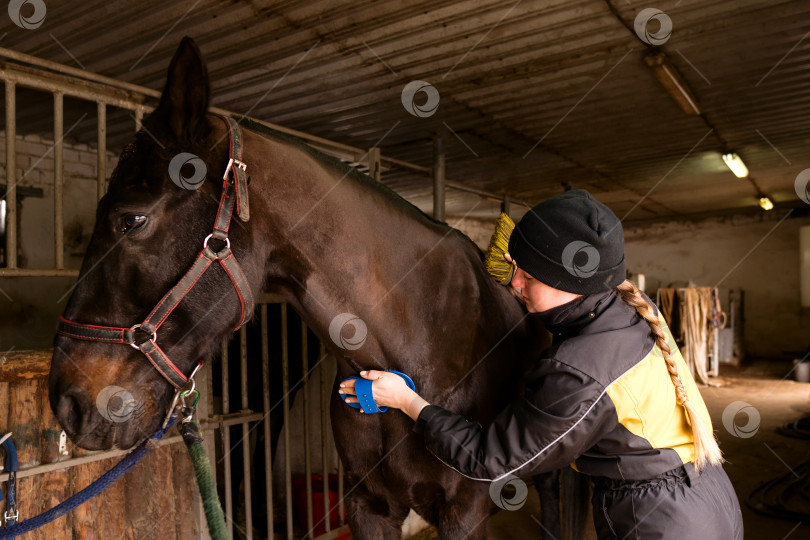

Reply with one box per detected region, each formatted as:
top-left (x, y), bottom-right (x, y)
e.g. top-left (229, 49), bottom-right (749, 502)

top-left (181, 363), bottom-right (203, 394)
top-left (183, 375), bottom-right (197, 395)
top-left (203, 233), bottom-right (230, 250)
top-left (188, 362), bottom-right (202, 386)
top-left (129, 324), bottom-right (157, 350)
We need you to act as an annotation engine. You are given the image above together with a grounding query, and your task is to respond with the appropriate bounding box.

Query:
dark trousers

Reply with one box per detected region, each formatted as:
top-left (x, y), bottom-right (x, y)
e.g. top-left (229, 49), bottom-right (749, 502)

top-left (591, 463), bottom-right (744, 539)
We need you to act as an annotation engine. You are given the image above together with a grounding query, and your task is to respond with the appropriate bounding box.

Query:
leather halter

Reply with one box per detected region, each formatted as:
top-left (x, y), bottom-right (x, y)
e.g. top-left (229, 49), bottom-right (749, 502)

top-left (57, 116), bottom-right (254, 390)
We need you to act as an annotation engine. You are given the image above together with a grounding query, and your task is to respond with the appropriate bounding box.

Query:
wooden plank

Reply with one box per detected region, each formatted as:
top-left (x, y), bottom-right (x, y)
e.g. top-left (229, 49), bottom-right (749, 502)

top-left (0, 380), bottom-right (8, 520)
top-left (7, 380), bottom-right (42, 533)
top-left (70, 449), bottom-right (106, 540)
top-left (125, 443), bottom-right (178, 539)
top-left (98, 455), bottom-right (126, 539)
top-left (0, 381), bottom-right (7, 426)
top-left (0, 349), bottom-right (52, 381)
top-left (35, 378), bottom-right (71, 539)
top-left (172, 443), bottom-right (198, 540)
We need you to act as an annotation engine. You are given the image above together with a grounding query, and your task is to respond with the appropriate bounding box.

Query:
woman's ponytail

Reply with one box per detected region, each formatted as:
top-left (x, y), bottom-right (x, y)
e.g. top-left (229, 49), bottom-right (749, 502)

top-left (615, 280), bottom-right (723, 472)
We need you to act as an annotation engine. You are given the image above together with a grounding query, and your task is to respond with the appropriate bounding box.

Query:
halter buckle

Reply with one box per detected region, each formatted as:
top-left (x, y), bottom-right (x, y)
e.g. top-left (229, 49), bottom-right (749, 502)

top-left (4, 508), bottom-right (19, 524)
top-left (223, 158), bottom-right (247, 181)
top-left (129, 324), bottom-right (157, 350)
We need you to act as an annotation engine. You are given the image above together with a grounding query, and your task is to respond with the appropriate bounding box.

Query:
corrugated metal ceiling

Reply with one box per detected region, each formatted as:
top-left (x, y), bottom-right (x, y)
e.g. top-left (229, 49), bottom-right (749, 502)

top-left (2, 0), bottom-right (809, 222)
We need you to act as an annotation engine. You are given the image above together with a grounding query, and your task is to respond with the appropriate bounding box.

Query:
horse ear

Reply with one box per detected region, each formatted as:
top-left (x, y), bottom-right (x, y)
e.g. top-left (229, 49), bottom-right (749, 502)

top-left (155, 37), bottom-right (210, 142)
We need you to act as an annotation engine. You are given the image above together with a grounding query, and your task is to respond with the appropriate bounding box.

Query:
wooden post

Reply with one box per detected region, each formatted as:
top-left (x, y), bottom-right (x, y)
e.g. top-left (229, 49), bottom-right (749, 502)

top-left (124, 445), bottom-right (178, 539)
top-left (0, 380), bottom-right (7, 521)
top-left (8, 380), bottom-right (42, 536)
top-left (36, 378), bottom-right (72, 539)
top-left (172, 442), bottom-right (198, 540)
top-left (0, 349), bottom-right (52, 381)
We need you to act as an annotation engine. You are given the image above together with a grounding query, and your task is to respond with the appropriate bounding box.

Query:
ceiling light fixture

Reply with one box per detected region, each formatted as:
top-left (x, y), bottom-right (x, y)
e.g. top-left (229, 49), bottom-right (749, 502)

top-left (722, 152), bottom-right (749, 178)
top-left (759, 196), bottom-right (774, 211)
top-left (644, 53), bottom-right (701, 116)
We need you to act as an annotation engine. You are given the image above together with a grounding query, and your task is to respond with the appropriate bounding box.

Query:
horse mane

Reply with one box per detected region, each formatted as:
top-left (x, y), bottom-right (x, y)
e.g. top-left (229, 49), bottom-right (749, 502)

top-left (237, 116), bottom-right (485, 260)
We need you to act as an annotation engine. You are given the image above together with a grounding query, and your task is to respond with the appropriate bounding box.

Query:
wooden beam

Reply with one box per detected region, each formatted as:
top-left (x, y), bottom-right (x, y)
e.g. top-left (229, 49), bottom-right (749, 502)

top-left (0, 349), bottom-right (52, 381)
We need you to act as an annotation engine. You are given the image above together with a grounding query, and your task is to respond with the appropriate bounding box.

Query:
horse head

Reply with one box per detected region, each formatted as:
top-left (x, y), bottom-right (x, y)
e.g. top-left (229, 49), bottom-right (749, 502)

top-left (49, 38), bottom-right (266, 450)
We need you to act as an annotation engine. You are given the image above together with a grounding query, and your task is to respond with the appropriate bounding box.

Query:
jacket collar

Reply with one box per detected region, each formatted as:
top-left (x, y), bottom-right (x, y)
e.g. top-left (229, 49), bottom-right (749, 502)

top-left (534, 289), bottom-right (615, 338)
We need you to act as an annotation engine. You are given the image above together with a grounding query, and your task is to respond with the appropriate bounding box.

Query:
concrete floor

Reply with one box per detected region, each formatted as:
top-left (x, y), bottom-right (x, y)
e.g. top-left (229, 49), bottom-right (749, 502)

top-left (705, 361), bottom-right (810, 539)
top-left (413, 360), bottom-right (810, 539)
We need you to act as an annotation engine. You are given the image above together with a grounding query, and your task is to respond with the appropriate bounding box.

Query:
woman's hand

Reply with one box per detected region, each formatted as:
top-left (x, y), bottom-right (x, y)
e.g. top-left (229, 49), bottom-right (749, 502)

top-left (339, 370), bottom-right (430, 421)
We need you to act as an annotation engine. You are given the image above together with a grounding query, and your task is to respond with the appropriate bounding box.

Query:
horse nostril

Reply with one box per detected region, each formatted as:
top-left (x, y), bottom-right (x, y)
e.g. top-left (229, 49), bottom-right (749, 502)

top-left (56, 389), bottom-right (89, 437)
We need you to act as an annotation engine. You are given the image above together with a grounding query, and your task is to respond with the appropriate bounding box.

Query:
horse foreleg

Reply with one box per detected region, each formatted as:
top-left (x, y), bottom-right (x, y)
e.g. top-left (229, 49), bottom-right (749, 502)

top-left (343, 478), bottom-right (410, 540)
top-left (437, 485), bottom-right (492, 540)
top-left (533, 470), bottom-right (561, 540)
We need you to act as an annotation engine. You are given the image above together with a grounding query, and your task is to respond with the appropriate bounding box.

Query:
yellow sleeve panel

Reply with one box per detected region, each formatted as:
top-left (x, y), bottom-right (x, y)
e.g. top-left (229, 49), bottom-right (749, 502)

top-left (604, 315), bottom-right (713, 465)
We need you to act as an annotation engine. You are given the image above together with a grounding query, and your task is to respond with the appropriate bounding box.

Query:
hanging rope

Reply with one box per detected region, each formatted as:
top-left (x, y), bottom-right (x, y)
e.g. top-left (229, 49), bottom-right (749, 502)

top-left (682, 288), bottom-right (715, 385)
top-left (178, 397), bottom-right (230, 540)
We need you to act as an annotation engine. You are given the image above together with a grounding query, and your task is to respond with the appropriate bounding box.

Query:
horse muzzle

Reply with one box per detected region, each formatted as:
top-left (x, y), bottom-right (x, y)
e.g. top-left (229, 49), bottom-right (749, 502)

top-left (48, 343), bottom-right (164, 450)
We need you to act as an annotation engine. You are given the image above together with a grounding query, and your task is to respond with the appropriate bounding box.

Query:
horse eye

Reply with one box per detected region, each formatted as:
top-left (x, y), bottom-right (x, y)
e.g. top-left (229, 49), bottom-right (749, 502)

top-left (121, 215), bottom-right (148, 234)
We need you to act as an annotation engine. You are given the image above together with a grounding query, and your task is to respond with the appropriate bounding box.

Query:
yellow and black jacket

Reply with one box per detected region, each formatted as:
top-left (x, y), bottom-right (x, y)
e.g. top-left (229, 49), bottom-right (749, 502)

top-left (414, 289), bottom-right (713, 483)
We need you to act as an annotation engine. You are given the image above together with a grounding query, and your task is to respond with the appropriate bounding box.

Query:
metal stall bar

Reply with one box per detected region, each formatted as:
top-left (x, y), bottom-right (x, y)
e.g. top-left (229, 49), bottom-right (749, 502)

top-left (433, 135), bottom-right (445, 221)
top-left (302, 321), bottom-right (313, 537)
top-left (501, 194), bottom-right (511, 216)
top-left (220, 338), bottom-right (234, 538)
top-left (4, 80), bottom-right (17, 269)
top-left (0, 434), bottom-right (187, 481)
top-left (261, 304), bottom-right (275, 539)
top-left (338, 460), bottom-right (345, 526)
top-left (0, 63), bottom-right (148, 279)
top-left (134, 107), bottom-right (144, 132)
top-left (196, 360), bottom-right (216, 540)
top-left (368, 147), bottom-right (381, 182)
top-left (281, 303), bottom-right (294, 540)
top-left (319, 342), bottom-right (330, 534)
top-left (0, 409), bottom-right (262, 482)
top-left (54, 92), bottom-right (64, 268)
top-left (0, 268), bottom-right (77, 277)
top-left (97, 102), bottom-right (106, 201)
top-left (240, 326), bottom-right (254, 539)
top-left (0, 65), bottom-right (148, 112)
top-left (0, 55), bottom-right (527, 279)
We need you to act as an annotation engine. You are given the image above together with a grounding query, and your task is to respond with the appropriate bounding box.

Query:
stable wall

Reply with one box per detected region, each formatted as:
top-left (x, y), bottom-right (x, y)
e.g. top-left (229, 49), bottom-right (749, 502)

top-left (624, 212), bottom-right (810, 360)
top-left (453, 210), bottom-right (810, 361)
top-left (0, 132), bottom-right (114, 350)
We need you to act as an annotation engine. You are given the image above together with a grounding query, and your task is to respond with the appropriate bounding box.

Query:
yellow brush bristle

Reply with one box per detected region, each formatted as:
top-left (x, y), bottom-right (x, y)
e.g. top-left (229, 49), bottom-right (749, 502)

top-left (484, 213), bottom-right (516, 285)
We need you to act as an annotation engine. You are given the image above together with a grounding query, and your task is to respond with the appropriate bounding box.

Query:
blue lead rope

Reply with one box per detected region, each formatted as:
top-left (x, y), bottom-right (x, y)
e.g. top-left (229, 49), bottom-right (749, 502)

top-left (0, 415), bottom-right (179, 538)
top-left (1, 435), bottom-right (18, 531)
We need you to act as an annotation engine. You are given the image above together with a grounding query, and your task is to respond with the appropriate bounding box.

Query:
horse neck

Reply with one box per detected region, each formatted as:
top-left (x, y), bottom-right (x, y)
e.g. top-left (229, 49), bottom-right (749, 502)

top-left (246, 130), bottom-right (465, 375)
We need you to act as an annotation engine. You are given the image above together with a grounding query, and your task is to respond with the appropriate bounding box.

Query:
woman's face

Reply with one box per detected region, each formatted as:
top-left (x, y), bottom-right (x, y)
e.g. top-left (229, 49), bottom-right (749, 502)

top-left (511, 265), bottom-right (581, 313)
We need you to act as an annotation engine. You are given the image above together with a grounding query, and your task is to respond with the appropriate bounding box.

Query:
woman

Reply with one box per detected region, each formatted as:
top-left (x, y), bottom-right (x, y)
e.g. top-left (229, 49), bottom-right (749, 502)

top-left (340, 190), bottom-right (744, 539)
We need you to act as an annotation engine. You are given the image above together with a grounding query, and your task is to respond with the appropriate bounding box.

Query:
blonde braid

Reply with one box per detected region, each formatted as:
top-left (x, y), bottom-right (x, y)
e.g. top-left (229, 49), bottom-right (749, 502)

top-left (615, 279), bottom-right (723, 472)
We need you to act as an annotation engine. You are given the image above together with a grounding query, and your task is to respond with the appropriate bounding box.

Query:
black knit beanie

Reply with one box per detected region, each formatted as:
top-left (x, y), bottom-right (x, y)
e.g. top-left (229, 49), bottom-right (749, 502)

top-left (508, 190), bottom-right (626, 294)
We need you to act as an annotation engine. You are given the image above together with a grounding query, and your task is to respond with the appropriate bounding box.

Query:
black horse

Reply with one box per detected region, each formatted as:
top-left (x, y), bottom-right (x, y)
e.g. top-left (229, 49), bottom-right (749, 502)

top-left (49, 38), bottom-right (585, 539)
